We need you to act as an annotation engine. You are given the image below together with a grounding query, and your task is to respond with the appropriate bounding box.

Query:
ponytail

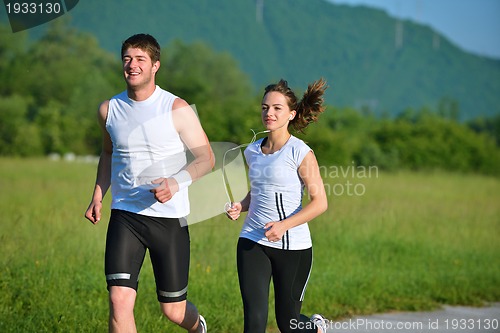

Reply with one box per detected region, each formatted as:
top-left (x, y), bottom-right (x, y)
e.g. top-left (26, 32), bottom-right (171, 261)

top-left (263, 78), bottom-right (328, 133)
top-left (293, 78), bottom-right (328, 133)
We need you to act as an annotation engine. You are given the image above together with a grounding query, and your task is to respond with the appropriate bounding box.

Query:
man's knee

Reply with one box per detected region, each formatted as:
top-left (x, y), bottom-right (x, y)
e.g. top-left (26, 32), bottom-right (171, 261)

top-left (160, 301), bottom-right (188, 325)
top-left (109, 286), bottom-right (137, 313)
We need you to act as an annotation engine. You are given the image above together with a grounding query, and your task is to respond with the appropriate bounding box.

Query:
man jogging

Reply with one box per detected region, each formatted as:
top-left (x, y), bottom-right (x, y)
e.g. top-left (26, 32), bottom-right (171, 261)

top-left (85, 33), bottom-right (213, 333)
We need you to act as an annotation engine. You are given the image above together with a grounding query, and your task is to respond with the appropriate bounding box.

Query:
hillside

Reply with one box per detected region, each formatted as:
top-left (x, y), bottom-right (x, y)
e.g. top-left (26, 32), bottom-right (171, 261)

top-left (2, 0), bottom-right (499, 119)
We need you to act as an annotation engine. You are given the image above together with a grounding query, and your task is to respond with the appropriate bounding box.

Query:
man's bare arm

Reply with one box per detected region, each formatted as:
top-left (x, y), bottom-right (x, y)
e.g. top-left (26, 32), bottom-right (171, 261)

top-left (84, 100), bottom-right (112, 224)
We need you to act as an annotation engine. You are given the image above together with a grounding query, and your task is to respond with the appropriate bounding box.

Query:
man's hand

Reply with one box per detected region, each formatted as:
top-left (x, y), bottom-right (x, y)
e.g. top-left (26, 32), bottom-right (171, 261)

top-left (85, 200), bottom-right (103, 225)
top-left (150, 177), bottom-right (179, 203)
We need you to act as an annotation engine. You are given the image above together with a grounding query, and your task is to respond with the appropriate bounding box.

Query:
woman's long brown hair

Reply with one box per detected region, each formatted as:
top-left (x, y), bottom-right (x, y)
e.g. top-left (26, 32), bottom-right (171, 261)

top-left (263, 78), bottom-right (328, 133)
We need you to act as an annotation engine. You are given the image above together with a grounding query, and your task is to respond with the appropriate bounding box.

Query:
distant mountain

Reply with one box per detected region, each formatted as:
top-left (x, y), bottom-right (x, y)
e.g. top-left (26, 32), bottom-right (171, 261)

top-left (2, 0), bottom-right (499, 119)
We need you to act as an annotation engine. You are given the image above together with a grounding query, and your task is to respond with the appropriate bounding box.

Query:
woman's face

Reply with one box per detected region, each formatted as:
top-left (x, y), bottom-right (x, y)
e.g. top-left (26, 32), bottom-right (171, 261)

top-left (261, 91), bottom-right (295, 131)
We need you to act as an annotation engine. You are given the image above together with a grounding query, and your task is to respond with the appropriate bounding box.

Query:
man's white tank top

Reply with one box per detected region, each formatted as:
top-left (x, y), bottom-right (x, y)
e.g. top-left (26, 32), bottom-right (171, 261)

top-left (106, 86), bottom-right (189, 218)
top-left (240, 135), bottom-right (313, 250)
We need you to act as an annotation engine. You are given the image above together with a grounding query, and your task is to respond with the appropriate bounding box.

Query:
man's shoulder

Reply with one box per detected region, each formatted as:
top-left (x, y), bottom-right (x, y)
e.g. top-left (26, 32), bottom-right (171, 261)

top-left (109, 90), bottom-right (128, 102)
top-left (154, 85), bottom-right (177, 99)
top-left (172, 97), bottom-right (189, 111)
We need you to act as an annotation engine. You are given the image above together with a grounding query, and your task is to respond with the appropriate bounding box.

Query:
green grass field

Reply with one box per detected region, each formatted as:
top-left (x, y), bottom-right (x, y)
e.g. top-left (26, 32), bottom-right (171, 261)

top-left (1, 158), bottom-right (499, 332)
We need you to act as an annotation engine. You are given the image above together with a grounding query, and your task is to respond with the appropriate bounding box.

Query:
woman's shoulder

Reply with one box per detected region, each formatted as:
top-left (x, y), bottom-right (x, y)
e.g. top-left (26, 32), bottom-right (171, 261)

top-left (287, 136), bottom-right (313, 164)
top-left (248, 137), bottom-right (265, 149)
top-left (288, 135), bottom-right (311, 151)
top-left (244, 138), bottom-right (264, 156)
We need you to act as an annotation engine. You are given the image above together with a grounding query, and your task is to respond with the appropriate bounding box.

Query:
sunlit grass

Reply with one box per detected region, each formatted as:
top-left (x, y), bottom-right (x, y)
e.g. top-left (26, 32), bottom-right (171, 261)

top-left (0, 159), bottom-right (498, 332)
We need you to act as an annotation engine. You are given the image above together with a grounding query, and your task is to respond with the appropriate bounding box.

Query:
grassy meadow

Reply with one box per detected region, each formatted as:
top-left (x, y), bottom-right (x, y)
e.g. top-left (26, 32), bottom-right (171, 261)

top-left (0, 158), bottom-right (499, 332)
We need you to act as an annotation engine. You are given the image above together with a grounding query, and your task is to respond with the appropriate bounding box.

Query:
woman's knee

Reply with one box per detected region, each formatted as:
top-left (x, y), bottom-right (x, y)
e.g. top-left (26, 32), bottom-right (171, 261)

top-left (244, 307), bottom-right (268, 332)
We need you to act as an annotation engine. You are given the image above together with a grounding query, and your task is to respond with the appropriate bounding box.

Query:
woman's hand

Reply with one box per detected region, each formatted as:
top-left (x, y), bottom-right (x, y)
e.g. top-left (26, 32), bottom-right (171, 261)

top-left (264, 221), bottom-right (287, 242)
top-left (225, 202), bottom-right (242, 220)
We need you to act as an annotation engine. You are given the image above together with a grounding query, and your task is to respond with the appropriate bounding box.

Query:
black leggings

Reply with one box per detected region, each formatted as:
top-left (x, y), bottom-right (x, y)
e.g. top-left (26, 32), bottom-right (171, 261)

top-left (237, 238), bottom-right (318, 333)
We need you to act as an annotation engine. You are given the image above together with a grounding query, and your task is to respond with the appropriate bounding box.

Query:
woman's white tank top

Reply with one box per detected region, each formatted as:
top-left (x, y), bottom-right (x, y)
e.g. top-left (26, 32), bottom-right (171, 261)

top-left (240, 136), bottom-right (313, 250)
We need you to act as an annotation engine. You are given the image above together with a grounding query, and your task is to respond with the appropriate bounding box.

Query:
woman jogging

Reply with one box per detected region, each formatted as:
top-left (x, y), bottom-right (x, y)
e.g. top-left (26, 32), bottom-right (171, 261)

top-left (226, 79), bottom-right (330, 333)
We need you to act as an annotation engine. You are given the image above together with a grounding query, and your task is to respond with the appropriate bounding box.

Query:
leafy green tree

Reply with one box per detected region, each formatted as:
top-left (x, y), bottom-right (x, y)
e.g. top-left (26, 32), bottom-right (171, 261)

top-left (468, 115), bottom-right (500, 146)
top-left (0, 24), bottom-right (28, 96)
top-left (373, 111), bottom-right (500, 175)
top-left (157, 40), bottom-right (258, 143)
top-left (313, 106), bottom-right (377, 166)
top-left (0, 95), bottom-right (43, 156)
top-left (65, 72), bottom-right (121, 155)
top-left (437, 97), bottom-right (460, 121)
top-left (0, 22), bottom-right (498, 176)
top-left (35, 100), bottom-right (65, 154)
top-left (1, 19), bottom-right (122, 155)
top-left (13, 18), bottom-right (121, 106)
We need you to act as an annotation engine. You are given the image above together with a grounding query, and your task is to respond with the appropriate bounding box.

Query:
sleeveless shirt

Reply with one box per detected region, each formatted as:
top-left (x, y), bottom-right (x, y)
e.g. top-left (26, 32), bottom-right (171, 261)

top-left (106, 86), bottom-right (189, 217)
top-left (240, 135), bottom-right (313, 250)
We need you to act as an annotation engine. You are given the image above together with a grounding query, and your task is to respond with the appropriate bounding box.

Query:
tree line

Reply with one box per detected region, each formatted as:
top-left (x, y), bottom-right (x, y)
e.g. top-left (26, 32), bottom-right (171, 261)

top-left (1, 21), bottom-right (499, 176)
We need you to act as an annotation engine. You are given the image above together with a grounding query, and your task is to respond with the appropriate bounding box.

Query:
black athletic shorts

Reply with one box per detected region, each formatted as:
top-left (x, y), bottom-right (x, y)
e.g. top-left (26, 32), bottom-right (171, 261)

top-left (105, 209), bottom-right (190, 303)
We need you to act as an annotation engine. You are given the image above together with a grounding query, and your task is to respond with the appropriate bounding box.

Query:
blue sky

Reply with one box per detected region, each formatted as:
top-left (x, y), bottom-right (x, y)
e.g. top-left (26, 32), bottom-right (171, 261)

top-left (328, 0), bottom-right (500, 59)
